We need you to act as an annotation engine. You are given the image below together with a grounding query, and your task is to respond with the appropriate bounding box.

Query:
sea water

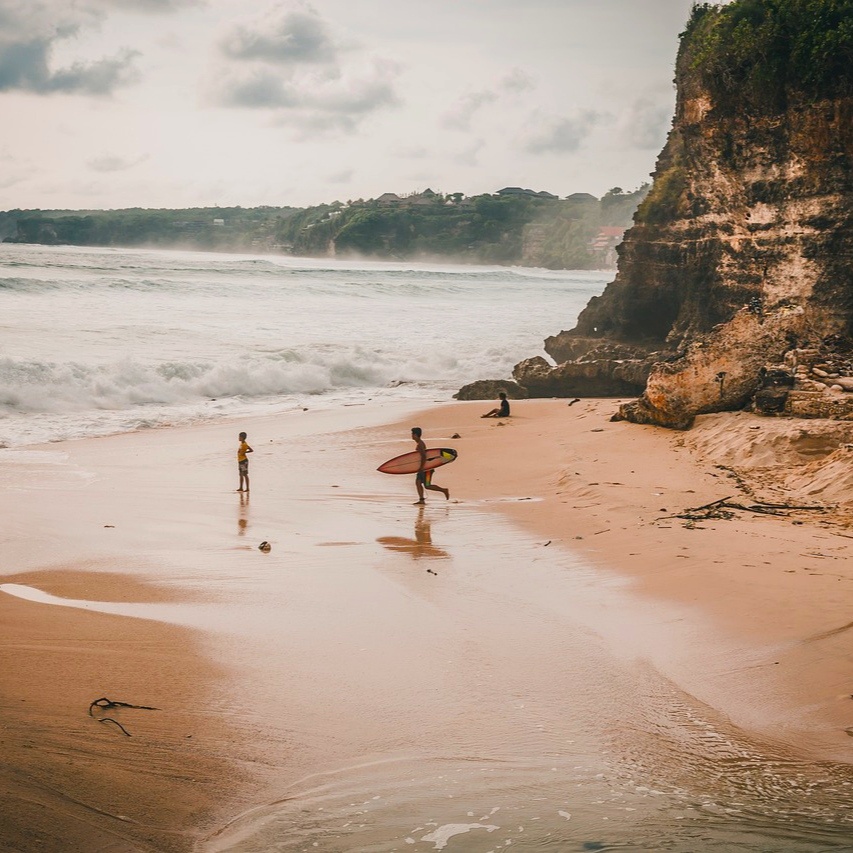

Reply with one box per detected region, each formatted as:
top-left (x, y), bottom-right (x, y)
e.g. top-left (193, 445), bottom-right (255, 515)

top-left (0, 243), bottom-right (607, 447)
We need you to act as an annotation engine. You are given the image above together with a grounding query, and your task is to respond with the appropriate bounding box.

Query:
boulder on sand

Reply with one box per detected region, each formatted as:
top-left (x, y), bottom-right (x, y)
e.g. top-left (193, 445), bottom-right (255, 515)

top-left (454, 379), bottom-right (528, 401)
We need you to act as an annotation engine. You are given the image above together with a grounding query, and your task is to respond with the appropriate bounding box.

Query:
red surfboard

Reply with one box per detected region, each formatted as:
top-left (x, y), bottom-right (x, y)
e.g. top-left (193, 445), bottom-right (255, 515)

top-left (377, 447), bottom-right (457, 475)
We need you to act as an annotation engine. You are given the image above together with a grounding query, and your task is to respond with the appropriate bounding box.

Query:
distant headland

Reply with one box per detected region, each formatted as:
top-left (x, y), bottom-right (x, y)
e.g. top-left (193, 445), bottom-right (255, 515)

top-left (0, 184), bottom-right (648, 271)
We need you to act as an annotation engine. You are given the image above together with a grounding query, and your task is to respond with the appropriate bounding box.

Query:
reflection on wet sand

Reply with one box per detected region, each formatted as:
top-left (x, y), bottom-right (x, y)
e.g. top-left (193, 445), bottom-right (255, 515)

top-left (377, 504), bottom-right (449, 561)
top-left (238, 491), bottom-right (249, 536)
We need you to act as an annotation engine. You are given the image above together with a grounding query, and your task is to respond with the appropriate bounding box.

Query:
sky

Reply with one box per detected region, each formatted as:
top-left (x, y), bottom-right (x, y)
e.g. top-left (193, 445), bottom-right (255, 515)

top-left (0, 0), bottom-right (700, 211)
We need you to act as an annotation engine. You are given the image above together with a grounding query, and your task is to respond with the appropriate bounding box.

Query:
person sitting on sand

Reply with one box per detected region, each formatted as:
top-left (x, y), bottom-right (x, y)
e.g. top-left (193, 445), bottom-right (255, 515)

top-left (237, 431), bottom-right (253, 492)
top-left (411, 426), bottom-right (450, 504)
top-left (481, 391), bottom-right (510, 418)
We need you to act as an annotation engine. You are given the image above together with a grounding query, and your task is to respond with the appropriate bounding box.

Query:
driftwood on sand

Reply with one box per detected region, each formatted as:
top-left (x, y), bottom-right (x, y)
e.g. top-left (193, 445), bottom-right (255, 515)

top-left (89, 696), bottom-right (161, 737)
top-left (659, 497), bottom-right (832, 523)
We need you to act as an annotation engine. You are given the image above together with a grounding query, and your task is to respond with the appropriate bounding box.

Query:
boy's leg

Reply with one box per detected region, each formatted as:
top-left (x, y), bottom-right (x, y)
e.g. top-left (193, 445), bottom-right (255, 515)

top-left (422, 470), bottom-right (449, 500)
top-left (424, 483), bottom-right (450, 499)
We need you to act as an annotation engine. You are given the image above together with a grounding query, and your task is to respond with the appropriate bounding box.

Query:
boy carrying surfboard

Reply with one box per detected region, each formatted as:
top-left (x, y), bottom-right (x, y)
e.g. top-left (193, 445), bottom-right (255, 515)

top-left (411, 427), bottom-right (450, 504)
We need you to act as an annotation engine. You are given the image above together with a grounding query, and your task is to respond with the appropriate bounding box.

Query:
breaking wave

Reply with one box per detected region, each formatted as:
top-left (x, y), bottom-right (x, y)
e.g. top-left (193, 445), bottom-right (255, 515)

top-left (0, 243), bottom-right (612, 444)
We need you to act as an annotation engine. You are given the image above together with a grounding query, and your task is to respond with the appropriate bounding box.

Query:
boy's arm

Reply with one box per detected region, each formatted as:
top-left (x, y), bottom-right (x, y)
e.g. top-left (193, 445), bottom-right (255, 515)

top-left (246, 444), bottom-right (253, 453)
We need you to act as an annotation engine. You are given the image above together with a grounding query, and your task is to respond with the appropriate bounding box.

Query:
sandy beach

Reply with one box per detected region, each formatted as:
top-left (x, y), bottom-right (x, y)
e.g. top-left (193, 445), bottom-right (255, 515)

top-left (2, 398), bottom-right (853, 850)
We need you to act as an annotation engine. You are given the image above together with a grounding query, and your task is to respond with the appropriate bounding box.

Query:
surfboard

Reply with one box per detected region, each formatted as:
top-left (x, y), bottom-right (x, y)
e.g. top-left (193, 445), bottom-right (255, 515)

top-left (377, 447), bottom-right (457, 475)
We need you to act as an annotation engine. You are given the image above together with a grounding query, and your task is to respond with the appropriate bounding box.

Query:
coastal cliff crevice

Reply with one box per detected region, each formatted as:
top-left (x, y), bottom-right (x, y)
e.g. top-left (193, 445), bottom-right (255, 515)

top-left (509, 0), bottom-right (853, 428)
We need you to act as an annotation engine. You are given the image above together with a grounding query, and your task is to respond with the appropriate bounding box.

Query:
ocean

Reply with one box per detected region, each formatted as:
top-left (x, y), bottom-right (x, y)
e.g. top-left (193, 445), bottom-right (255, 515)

top-left (0, 243), bottom-right (608, 447)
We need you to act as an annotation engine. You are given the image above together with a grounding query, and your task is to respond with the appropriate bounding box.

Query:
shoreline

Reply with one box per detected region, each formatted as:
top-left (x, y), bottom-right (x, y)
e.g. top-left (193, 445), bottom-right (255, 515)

top-left (1, 398), bottom-right (852, 849)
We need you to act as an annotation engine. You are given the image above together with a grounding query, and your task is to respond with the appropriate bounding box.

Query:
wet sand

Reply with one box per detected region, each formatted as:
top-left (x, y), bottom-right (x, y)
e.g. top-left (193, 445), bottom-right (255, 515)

top-left (0, 576), bottom-right (239, 851)
top-left (1, 399), bottom-right (852, 850)
top-left (398, 401), bottom-right (853, 757)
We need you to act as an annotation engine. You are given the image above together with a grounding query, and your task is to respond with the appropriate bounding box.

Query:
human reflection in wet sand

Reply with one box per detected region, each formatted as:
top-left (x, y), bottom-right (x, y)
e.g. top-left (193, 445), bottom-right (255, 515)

top-left (237, 491), bottom-right (249, 536)
top-left (377, 504), bottom-right (449, 561)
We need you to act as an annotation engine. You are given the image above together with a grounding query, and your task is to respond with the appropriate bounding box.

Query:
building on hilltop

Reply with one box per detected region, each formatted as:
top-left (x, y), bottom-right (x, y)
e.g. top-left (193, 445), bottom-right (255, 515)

top-left (496, 187), bottom-right (531, 197)
top-left (589, 226), bottom-right (626, 269)
top-left (375, 189), bottom-right (441, 207)
top-left (496, 187), bottom-right (558, 199)
top-left (406, 188), bottom-right (440, 206)
top-left (377, 192), bottom-right (403, 205)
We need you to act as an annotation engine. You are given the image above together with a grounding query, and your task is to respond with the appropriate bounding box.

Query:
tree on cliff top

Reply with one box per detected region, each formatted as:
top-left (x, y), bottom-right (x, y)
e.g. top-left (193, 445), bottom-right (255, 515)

top-left (684, 0), bottom-right (853, 108)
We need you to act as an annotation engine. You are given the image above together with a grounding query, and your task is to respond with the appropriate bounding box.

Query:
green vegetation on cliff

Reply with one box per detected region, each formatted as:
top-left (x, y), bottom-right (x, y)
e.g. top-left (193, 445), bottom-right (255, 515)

top-left (2, 186), bottom-right (648, 270)
top-left (635, 0), bottom-right (853, 228)
top-left (684, 0), bottom-right (853, 108)
top-left (275, 187), bottom-right (647, 268)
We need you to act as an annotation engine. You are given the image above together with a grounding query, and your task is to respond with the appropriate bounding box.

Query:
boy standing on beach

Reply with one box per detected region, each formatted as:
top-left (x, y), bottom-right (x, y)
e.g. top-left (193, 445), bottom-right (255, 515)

top-left (237, 431), bottom-right (253, 492)
top-left (411, 427), bottom-right (449, 504)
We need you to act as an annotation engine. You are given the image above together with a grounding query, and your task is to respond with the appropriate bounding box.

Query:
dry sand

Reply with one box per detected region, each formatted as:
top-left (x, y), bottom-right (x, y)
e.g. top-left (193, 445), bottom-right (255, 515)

top-left (1, 398), bottom-right (852, 850)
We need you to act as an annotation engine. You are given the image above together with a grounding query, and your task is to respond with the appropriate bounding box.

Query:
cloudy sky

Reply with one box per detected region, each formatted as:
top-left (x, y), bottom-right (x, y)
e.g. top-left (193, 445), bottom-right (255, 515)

top-left (0, 0), bottom-right (698, 211)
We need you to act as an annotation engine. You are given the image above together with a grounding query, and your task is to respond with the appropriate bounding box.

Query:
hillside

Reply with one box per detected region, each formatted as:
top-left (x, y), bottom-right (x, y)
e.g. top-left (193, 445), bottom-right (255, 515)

top-left (0, 186), bottom-right (647, 271)
top-left (0, 206), bottom-right (298, 254)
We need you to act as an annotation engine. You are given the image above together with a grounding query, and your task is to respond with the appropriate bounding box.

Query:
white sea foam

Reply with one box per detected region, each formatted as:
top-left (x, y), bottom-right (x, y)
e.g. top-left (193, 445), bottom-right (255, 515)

top-left (0, 244), bottom-right (611, 445)
top-left (0, 583), bottom-right (197, 625)
top-left (420, 823), bottom-right (500, 850)
top-left (0, 449), bottom-right (68, 463)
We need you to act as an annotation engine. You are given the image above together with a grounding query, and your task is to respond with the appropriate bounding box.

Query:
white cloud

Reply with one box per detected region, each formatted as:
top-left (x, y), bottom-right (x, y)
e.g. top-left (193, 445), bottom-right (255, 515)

top-left (0, 170), bottom-right (30, 190)
top-left (0, 0), bottom-right (190, 96)
top-left (442, 91), bottom-right (497, 131)
top-left (103, 0), bottom-right (201, 9)
top-left (499, 67), bottom-right (535, 94)
top-left (220, 4), bottom-right (337, 65)
top-left (392, 145), bottom-right (428, 160)
top-left (620, 95), bottom-right (673, 149)
top-left (326, 167), bottom-right (352, 183)
top-left (217, 70), bottom-right (301, 108)
top-left (442, 67), bottom-right (536, 132)
top-left (87, 153), bottom-right (149, 172)
top-left (454, 140), bottom-right (485, 167)
top-left (212, 4), bottom-right (400, 137)
top-left (523, 110), bottom-right (609, 154)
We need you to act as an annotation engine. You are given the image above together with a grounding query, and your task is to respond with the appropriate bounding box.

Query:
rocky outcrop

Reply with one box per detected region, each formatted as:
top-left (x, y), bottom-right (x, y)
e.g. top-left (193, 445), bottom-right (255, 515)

top-left (750, 343), bottom-right (853, 420)
top-left (505, 0), bottom-right (853, 428)
top-left (454, 379), bottom-right (527, 401)
top-left (512, 347), bottom-right (657, 398)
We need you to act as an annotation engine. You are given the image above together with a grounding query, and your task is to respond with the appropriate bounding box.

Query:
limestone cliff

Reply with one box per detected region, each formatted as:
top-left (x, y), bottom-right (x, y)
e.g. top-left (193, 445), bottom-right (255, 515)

top-left (513, 0), bottom-right (853, 428)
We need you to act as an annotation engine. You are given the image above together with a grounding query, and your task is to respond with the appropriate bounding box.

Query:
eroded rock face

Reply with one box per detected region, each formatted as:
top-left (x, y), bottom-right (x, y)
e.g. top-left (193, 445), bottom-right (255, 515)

top-left (616, 308), bottom-right (810, 427)
top-left (510, 2), bottom-right (853, 428)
